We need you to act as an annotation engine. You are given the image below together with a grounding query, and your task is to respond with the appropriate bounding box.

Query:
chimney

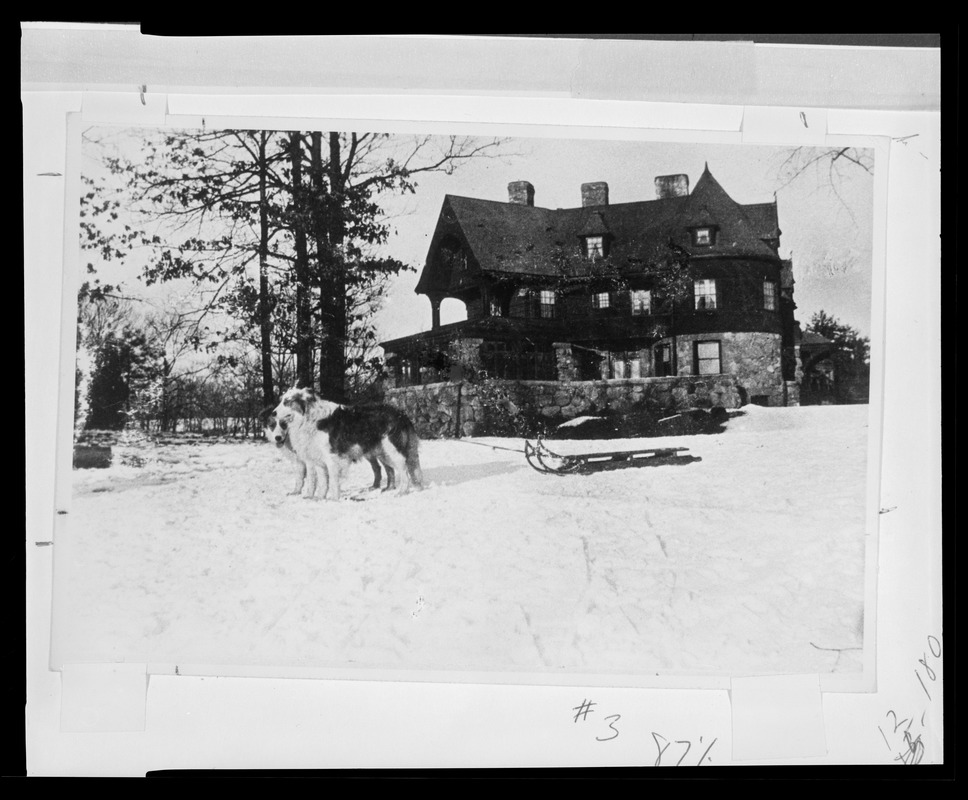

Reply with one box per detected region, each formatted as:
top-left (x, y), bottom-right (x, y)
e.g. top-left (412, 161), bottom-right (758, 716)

top-left (654, 174), bottom-right (690, 199)
top-left (508, 181), bottom-right (535, 206)
top-left (581, 181), bottom-right (609, 207)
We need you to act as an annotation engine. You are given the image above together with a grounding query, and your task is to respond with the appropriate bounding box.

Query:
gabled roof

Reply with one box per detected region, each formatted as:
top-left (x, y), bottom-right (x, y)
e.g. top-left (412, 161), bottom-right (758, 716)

top-left (780, 259), bottom-right (795, 290)
top-left (577, 210), bottom-right (610, 237)
top-left (745, 202), bottom-right (782, 241)
top-left (677, 166), bottom-right (780, 256)
top-left (800, 331), bottom-right (834, 346)
top-left (416, 166), bottom-right (782, 295)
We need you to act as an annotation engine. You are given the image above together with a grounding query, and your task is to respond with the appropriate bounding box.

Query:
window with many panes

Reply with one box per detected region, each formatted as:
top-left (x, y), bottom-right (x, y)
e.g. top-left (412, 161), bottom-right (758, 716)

top-left (608, 351), bottom-right (642, 379)
top-left (694, 279), bottom-right (717, 310)
top-left (585, 235), bottom-right (604, 259)
top-left (630, 289), bottom-right (651, 316)
top-left (694, 341), bottom-right (722, 375)
top-left (592, 291), bottom-right (610, 309)
top-left (763, 280), bottom-right (777, 310)
top-left (539, 289), bottom-right (556, 319)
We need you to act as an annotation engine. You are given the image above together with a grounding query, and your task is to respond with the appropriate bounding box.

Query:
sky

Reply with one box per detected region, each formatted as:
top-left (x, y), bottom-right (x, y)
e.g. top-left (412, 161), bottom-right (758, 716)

top-left (81, 129), bottom-right (877, 347)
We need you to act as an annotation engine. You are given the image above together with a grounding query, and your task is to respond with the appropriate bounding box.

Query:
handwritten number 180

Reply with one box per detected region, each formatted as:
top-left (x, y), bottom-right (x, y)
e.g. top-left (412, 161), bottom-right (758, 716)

top-left (916, 635), bottom-right (941, 700)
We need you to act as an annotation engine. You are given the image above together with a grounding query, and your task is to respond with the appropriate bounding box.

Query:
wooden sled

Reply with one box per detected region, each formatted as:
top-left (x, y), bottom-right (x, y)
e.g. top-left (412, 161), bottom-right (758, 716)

top-left (524, 438), bottom-right (701, 475)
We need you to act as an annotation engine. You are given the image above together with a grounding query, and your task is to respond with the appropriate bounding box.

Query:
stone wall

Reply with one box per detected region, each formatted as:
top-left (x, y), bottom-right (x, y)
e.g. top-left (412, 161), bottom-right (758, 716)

top-left (386, 382), bottom-right (465, 439)
top-left (664, 331), bottom-right (785, 407)
top-left (385, 374), bottom-right (743, 439)
top-left (718, 331), bottom-right (784, 405)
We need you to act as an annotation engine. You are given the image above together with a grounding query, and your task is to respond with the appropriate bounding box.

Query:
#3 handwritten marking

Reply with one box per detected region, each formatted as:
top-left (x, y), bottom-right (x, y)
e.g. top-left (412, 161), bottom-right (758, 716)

top-left (571, 698), bottom-right (716, 765)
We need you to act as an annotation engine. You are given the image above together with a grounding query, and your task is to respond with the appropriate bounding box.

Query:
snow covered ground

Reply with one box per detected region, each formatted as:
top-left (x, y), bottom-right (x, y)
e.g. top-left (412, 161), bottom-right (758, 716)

top-left (54, 404), bottom-right (872, 684)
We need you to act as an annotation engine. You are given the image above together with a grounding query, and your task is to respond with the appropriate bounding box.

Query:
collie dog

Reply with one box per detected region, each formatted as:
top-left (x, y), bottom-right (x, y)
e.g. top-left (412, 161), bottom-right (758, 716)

top-left (270, 387), bottom-right (424, 500)
top-left (264, 406), bottom-right (384, 498)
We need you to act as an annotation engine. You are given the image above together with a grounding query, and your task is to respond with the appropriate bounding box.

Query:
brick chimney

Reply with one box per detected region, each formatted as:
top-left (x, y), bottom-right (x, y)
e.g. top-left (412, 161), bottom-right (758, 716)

top-left (581, 181), bottom-right (609, 207)
top-left (654, 174), bottom-right (690, 199)
top-left (508, 181), bottom-right (535, 206)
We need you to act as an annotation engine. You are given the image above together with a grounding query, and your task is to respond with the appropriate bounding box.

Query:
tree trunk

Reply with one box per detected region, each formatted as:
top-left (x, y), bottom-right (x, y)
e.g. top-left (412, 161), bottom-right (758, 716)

top-left (311, 132), bottom-right (348, 402)
top-left (671, 300), bottom-right (678, 377)
top-left (258, 132), bottom-right (275, 405)
top-left (289, 132), bottom-right (314, 388)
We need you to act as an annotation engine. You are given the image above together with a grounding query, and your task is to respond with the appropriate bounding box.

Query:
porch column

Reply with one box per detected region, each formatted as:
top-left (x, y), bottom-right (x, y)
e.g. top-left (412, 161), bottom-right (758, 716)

top-left (383, 357), bottom-right (399, 389)
top-left (429, 294), bottom-right (443, 330)
top-left (637, 347), bottom-right (652, 378)
top-left (447, 337), bottom-right (484, 379)
top-left (554, 342), bottom-right (578, 382)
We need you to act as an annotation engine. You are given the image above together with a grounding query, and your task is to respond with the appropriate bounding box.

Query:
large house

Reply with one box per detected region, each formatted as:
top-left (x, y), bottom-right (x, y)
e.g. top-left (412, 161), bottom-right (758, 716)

top-left (382, 165), bottom-right (802, 409)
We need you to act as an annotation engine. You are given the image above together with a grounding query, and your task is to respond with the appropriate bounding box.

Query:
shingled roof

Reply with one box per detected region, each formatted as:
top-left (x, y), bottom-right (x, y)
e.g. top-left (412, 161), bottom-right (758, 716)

top-left (416, 165), bottom-right (781, 296)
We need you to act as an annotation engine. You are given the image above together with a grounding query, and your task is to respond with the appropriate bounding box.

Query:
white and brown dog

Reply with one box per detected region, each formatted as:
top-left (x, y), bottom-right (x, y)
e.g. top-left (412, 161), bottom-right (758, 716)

top-left (264, 406), bottom-right (384, 498)
top-left (269, 387), bottom-right (424, 500)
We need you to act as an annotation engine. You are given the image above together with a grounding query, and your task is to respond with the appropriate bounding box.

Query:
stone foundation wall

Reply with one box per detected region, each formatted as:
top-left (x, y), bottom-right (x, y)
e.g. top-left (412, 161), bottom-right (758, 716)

top-left (385, 382), bottom-right (465, 439)
top-left (385, 375), bottom-right (743, 439)
top-left (662, 331), bottom-right (785, 407)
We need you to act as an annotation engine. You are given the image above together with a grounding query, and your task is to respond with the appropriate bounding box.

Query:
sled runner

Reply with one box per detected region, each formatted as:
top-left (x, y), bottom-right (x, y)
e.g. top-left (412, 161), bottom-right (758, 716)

top-left (524, 438), bottom-right (701, 475)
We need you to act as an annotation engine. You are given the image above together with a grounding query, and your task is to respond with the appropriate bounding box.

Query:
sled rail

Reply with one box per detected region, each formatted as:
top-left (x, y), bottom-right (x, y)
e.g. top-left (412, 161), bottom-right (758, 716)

top-left (525, 438), bottom-right (701, 475)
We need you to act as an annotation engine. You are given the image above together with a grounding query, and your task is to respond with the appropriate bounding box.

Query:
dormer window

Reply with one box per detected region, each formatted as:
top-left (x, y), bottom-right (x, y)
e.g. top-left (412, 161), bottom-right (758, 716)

top-left (691, 226), bottom-right (716, 247)
top-left (584, 235), bottom-right (605, 259)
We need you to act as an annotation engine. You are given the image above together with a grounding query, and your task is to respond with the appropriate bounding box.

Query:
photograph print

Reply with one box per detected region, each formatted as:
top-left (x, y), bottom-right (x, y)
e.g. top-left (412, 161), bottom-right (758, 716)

top-left (56, 124), bottom-right (878, 687)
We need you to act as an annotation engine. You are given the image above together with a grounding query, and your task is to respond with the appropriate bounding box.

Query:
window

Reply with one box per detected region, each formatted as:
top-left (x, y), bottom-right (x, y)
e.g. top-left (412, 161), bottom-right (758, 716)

top-left (694, 279), bottom-right (717, 310)
top-left (763, 280), bottom-right (777, 310)
top-left (692, 226), bottom-right (715, 246)
top-left (608, 351), bottom-right (641, 379)
top-left (489, 297), bottom-right (502, 317)
top-left (585, 235), bottom-right (604, 259)
top-left (694, 341), bottom-right (722, 376)
top-left (539, 289), bottom-right (556, 319)
top-left (592, 291), bottom-right (610, 310)
top-left (630, 289), bottom-right (651, 316)
top-left (655, 343), bottom-right (673, 376)
top-left (402, 359), bottom-right (419, 387)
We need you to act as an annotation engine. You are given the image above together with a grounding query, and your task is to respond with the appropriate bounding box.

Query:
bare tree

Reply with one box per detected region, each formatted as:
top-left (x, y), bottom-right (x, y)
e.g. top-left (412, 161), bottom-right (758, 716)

top-left (776, 146), bottom-right (874, 220)
top-left (81, 127), bottom-right (507, 406)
